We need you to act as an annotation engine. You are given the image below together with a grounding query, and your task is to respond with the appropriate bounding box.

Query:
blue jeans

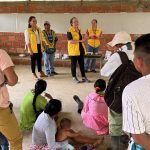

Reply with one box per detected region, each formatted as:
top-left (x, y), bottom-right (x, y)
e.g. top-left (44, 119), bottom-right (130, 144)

top-left (0, 132), bottom-right (9, 150)
top-left (84, 44), bottom-right (99, 71)
top-left (43, 51), bottom-right (55, 75)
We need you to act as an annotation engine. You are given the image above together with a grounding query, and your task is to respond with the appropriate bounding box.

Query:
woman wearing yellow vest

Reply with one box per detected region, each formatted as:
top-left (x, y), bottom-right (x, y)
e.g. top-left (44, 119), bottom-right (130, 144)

top-left (24, 16), bottom-right (47, 79)
top-left (67, 17), bottom-right (90, 83)
top-left (84, 19), bottom-right (102, 72)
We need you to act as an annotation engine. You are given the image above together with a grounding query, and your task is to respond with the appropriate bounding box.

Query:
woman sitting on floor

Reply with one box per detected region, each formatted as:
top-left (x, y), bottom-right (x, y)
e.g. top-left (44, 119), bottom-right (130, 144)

top-left (74, 79), bottom-right (109, 135)
top-left (20, 79), bottom-right (52, 131)
top-left (30, 99), bottom-right (65, 150)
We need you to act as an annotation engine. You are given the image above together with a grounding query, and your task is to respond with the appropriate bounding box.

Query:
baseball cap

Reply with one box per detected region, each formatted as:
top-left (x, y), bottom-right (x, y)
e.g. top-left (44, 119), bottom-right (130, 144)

top-left (44, 21), bottom-right (50, 25)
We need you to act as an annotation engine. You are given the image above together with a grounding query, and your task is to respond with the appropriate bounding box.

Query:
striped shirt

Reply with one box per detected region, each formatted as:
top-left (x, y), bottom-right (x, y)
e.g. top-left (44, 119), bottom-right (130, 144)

top-left (122, 74), bottom-right (150, 134)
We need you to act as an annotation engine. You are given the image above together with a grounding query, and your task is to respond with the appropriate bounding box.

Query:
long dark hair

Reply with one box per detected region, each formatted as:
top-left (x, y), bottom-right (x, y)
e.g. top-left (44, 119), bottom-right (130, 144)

top-left (94, 79), bottom-right (106, 93)
top-left (28, 16), bottom-right (36, 28)
top-left (70, 17), bottom-right (77, 26)
top-left (44, 99), bottom-right (62, 117)
top-left (32, 79), bottom-right (47, 115)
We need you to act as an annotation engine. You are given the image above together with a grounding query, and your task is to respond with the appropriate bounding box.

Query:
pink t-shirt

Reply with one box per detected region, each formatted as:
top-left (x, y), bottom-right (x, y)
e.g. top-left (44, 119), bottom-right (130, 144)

top-left (0, 49), bottom-right (14, 108)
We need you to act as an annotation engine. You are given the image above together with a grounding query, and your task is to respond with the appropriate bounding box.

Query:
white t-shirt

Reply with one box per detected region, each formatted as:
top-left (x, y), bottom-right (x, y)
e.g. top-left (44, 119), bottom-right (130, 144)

top-left (122, 74), bottom-right (150, 134)
top-left (32, 112), bottom-right (67, 149)
top-left (0, 49), bottom-right (14, 108)
top-left (100, 45), bottom-right (134, 77)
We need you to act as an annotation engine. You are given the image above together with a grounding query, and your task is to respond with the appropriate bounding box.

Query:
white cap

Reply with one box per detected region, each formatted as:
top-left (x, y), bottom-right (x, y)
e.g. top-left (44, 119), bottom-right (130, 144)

top-left (108, 31), bottom-right (132, 47)
top-left (44, 21), bottom-right (50, 25)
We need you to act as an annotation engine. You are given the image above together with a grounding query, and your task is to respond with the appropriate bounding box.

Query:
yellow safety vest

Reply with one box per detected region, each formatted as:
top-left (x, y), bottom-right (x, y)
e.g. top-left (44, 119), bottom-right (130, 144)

top-left (42, 30), bottom-right (56, 48)
top-left (87, 27), bottom-right (101, 48)
top-left (68, 26), bottom-right (86, 56)
top-left (27, 27), bottom-right (44, 53)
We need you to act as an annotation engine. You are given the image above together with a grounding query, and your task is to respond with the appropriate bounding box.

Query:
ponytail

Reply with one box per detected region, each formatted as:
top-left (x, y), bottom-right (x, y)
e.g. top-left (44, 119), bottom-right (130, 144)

top-left (32, 79), bottom-right (47, 118)
top-left (32, 90), bottom-right (40, 115)
top-left (94, 79), bottom-right (106, 93)
top-left (95, 87), bottom-right (101, 93)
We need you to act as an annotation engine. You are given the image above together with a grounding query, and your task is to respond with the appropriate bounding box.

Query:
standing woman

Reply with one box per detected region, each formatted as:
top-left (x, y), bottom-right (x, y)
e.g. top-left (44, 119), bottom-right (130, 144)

top-left (25, 16), bottom-right (47, 79)
top-left (84, 19), bottom-right (102, 72)
top-left (67, 17), bottom-right (90, 83)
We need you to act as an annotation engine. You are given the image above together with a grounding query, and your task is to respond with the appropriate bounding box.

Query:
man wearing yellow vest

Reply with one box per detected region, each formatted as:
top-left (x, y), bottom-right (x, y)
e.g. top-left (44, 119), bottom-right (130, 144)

top-left (43, 21), bottom-right (58, 76)
top-left (84, 19), bottom-right (102, 72)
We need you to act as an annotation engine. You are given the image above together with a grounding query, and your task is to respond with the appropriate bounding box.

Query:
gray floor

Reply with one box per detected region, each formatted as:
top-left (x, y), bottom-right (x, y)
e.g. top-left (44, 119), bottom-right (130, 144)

top-left (8, 65), bottom-right (111, 150)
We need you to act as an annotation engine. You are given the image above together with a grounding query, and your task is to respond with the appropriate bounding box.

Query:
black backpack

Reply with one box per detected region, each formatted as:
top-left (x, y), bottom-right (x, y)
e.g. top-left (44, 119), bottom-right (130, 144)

top-left (104, 51), bottom-right (142, 114)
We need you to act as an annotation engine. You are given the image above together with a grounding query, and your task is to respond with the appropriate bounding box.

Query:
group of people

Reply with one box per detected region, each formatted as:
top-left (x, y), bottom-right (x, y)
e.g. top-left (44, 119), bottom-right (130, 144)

top-left (0, 15), bottom-right (150, 150)
top-left (100, 31), bottom-right (150, 150)
top-left (18, 77), bottom-right (108, 149)
top-left (25, 16), bottom-right (102, 83)
top-left (25, 16), bottom-right (58, 79)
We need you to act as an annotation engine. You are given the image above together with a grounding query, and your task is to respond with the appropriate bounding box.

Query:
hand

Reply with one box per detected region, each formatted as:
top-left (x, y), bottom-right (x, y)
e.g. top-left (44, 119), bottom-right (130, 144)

top-left (44, 92), bottom-right (53, 100)
top-left (93, 35), bottom-right (97, 39)
top-left (80, 38), bottom-right (86, 43)
top-left (30, 51), bottom-right (33, 55)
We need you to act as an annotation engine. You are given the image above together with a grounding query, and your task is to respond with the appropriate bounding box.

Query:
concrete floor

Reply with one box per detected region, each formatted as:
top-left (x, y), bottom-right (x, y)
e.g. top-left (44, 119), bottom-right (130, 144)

top-left (8, 65), bottom-right (111, 150)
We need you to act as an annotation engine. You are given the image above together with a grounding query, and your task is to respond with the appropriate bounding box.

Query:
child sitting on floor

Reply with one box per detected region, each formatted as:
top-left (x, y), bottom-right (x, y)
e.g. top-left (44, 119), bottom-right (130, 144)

top-left (73, 79), bottom-right (108, 135)
top-left (56, 118), bottom-right (103, 150)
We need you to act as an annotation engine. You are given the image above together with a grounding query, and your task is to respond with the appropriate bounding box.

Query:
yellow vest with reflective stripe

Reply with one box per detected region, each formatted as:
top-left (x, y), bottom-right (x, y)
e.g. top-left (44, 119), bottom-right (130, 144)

top-left (68, 26), bottom-right (86, 56)
top-left (42, 30), bottom-right (56, 48)
top-left (27, 28), bottom-right (44, 53)
top-left (87, 27), bottom-right (101, 48)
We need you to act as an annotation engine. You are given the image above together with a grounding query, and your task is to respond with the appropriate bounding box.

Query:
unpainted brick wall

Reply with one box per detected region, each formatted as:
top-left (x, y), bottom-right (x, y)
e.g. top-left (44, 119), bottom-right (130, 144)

top-left (0, 1), bottom-right (144, 56)
top-left (0, 32), bottom-right (115, 55)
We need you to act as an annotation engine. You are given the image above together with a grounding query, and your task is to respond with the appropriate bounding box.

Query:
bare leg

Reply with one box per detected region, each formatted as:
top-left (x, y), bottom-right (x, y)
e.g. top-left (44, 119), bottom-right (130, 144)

top-left (72, 134), bottom-right (103, 146)
top-left (69, 129), bottom-right (104, 147)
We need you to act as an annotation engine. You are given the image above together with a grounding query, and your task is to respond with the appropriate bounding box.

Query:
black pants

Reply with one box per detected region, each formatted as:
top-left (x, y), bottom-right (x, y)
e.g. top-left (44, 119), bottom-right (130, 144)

top-left (70, 55), bottom-right (85, 77)
top-left (30, 44), bottom-right (42, 73)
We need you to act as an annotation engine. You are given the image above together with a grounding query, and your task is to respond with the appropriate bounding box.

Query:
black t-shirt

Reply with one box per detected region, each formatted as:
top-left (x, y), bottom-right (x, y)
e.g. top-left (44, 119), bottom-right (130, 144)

top-left (67, 31), bottom-right (84, 56)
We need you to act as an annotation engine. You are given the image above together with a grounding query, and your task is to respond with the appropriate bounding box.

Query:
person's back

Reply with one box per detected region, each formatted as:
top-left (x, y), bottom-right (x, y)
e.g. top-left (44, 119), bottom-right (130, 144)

top-left (81, 92), bottom-right (108, 135)
top-left (20, 90), bottom-right (47, 130)
top-left (32, 112), bottom-right (56, 145)
top-left (85, 92), bottom-right (108, 117)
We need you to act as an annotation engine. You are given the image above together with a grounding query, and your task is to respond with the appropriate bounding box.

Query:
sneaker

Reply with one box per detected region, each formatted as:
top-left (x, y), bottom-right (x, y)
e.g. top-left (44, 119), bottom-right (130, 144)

top-left (73, 95), bottom-right (83, 114)
top-left (82, 77), bottom-right (91, 83)
top-left (90, 70), bottom-right (97, 73)
top-left (51, 71), bottom-right (58, 75)
top-left (73, 77), bottom-right (80, 83)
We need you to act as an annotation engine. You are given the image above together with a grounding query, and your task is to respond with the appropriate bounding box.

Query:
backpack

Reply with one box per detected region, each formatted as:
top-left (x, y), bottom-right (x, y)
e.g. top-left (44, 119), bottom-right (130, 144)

top-left (104, 51), bottom-right (142, 114)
